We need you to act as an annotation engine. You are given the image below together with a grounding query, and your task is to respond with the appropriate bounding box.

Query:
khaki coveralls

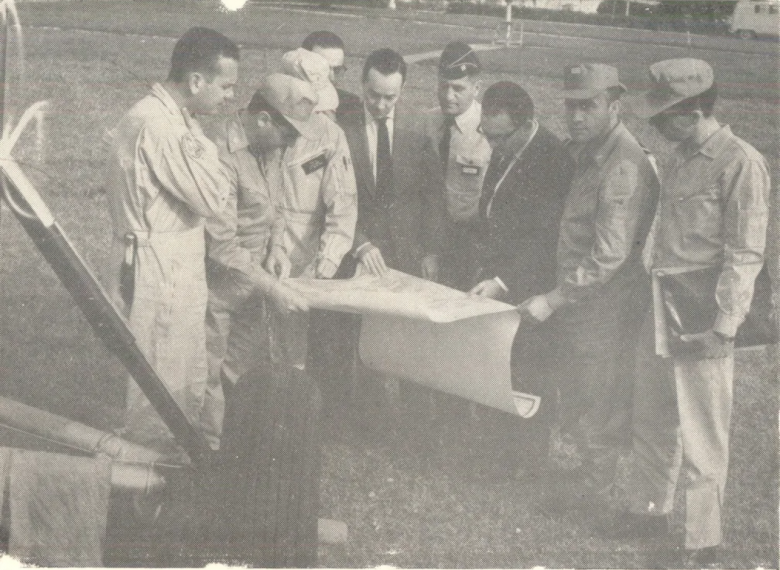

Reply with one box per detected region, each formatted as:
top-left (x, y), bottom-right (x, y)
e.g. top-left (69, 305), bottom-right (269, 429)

top-left (105, 83), bottom-right (229, 452)
top-left (628, 125), bottom-right (769, 549)
top-left (275, 113), bottom-right (357, 368)
top-left (205, 117), bottom-right (285, 443)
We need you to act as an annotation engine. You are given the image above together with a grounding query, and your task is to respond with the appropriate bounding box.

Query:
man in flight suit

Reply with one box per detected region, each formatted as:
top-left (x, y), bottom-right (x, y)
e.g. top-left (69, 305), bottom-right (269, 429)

top-left (104, 27), bottom-right (238, 452)
top-left (423, 41), bottom-right (491, 290)
top-left (205, 74), bottom-right (312, 446)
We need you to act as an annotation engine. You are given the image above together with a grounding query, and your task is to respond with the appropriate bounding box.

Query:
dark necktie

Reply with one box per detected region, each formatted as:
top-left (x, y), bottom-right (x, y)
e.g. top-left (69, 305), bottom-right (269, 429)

top-left (439, 115), bottom-right (455, 174)
top-left (375, 117), bottom-right (393, 203)
top-left (479, 151), bottom-right (509, 219)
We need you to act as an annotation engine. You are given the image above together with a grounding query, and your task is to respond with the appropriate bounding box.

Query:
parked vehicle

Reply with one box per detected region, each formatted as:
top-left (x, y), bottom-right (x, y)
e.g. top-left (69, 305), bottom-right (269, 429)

top-left (729, 0), bottom-right (779, 38)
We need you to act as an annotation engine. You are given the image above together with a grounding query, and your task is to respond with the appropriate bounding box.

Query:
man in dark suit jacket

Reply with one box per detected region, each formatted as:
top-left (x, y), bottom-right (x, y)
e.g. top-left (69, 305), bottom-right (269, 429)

top-left (339, 48), bottom-right (445, 278)
top-left (302, 31), bottom-right (363, 123)
top-left (470, 81), bottom-right (574, 479)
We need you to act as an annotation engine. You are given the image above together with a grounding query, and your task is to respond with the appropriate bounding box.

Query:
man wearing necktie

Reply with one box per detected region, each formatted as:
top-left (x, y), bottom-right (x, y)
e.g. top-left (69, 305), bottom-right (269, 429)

top-left (469, 81), bottom-right (574, 480)
top-left (340, 48), bottom-right (445, 278)
top-left (422, 42), bottom-right (491, 290)
top-left (338, 48), bottom-right (445, 418)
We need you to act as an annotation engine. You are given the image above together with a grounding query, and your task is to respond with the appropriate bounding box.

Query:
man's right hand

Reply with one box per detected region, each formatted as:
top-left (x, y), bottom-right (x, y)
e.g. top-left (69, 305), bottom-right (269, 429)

top-left (469, 279), bottom-right (504, 300)
top-left (265, 246), bottom-right (291, 279)
top-left (357, 244), bottom-right (387, 276)
top-left (268, 281), bottom-right (309, 314)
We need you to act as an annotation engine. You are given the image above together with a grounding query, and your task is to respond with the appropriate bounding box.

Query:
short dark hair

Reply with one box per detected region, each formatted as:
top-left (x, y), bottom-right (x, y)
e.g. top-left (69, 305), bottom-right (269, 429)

top-left (663, 83), bottom-right (718, 118)
top-left (302, 30), bottom-right (344, 51)
top-left (482, 81), bottom-right (535, 126)
top-left (362, 48), bottom-right (407, 84)
top-left (168, 27), bottom-right (239, 83)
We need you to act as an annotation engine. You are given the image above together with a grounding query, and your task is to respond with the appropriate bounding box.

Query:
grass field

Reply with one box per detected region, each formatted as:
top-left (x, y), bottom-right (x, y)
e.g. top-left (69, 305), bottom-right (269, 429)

top-left (0, 2), bottom-right (777, 567)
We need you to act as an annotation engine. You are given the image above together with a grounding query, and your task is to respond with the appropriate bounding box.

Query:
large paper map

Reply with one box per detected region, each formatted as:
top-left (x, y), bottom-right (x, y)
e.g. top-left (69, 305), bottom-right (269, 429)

top-left (286, 270), bottom-right (539, 418)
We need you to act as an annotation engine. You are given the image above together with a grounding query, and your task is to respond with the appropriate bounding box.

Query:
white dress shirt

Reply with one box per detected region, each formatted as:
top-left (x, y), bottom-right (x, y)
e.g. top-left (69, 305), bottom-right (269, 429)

top-left (364, 104), bottom-right (395, 182)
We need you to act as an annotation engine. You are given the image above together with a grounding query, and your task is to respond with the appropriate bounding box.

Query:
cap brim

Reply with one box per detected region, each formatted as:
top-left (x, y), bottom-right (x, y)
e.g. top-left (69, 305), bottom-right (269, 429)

top-left (284, 114), bottom-right (322, 140)
top-left (624, 90), bottom-right (686, 119)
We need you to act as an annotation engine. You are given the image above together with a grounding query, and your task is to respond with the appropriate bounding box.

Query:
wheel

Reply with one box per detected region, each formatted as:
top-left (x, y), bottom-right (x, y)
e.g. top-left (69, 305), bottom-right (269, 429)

top-left (185, 363), bottom-right (322, 567)
top-left (736, 29), bottom-right (756, 39)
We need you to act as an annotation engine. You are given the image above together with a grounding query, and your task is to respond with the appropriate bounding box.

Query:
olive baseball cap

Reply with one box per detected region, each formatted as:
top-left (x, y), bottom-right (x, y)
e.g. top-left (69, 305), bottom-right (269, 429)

top-left (257, 73), bottom-right (322, 140)
top-left (627, 58), bottom-right (714, 119)
top-left (561, 63), bottom-right (626, 100)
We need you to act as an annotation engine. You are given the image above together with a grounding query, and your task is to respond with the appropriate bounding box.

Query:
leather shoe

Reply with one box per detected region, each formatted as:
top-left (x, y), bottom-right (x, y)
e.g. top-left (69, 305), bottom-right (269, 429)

top-left (599, 510), bottom-right (669, 540)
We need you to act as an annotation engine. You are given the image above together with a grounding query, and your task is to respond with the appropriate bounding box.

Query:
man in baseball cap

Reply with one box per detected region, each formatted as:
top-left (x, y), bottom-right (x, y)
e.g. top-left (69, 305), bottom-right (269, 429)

top-left (205, 74), bottom-right (314, 444)
top-left (523, 62), bottom-right (659, 508)
top-left (615, 59), bottom-right (770, 568)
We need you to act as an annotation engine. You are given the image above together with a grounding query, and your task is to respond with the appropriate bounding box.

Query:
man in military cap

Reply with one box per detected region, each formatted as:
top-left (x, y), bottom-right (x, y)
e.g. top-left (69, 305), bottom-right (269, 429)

top-left (613, 59), bottom-right (770, 568)
top-left (423, 41), bottom-right (491, 289)
top-left (205, 73), bottom-right (313, 445)
top-left (517, 63), bottom-right (659, 502)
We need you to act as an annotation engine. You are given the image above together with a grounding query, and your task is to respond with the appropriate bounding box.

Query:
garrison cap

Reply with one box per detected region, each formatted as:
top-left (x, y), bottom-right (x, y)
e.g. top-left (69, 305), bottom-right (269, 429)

top-left (438, 41), bottom-right (481, 79)
top-left (626, 58), bottom-right (714, 119)
top-left (257, 73), bottom-right (322, 140)
top-left (561, 63), bottom-right (626, 99)
top-left (281, 48), bottom-right (340, 113)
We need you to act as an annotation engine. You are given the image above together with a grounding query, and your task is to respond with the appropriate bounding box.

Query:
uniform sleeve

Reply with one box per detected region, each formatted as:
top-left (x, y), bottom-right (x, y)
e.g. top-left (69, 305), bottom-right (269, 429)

top-left (205, 152), bottom-right (275, 295)
top-left (560, 156), bottom-right (652, 302)
top-left (317, 126), bottom-right (358, 267)
top-left (713, 153), bottom-right (770, 337)
top-left (138, 120), bottom-right (229, 218)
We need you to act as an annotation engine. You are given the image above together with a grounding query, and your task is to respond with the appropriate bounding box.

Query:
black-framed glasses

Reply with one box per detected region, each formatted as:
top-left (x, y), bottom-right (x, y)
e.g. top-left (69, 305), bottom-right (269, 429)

top-left (477, 123), bottom-right (519, 144)
top-left (332, 65), bottom-right (347, 77)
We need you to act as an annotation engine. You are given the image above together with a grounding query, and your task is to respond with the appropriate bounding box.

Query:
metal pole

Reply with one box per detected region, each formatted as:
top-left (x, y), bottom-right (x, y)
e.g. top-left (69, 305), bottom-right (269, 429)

top-left (505, 1), bottom-right (512, 47)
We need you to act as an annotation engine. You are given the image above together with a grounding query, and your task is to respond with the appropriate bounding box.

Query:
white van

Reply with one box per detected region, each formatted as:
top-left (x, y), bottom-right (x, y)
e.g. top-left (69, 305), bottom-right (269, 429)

top-left (729, 0), bottom-right (779, 38)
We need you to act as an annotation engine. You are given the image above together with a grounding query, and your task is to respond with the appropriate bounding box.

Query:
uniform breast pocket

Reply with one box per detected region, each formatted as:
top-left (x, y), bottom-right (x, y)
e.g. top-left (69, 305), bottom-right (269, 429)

top-left (674, 185), bottom-right (722, 240)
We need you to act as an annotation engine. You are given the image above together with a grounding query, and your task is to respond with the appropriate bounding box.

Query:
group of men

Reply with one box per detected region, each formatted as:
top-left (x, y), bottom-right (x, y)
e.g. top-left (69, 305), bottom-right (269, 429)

top-left (104, 25), bottom-right (770, 568)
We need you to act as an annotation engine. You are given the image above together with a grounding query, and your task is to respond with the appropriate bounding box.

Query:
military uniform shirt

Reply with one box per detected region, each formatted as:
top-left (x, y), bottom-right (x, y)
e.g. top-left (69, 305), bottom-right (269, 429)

top-left (557, 121), bottom-right (659, 303)
top-left (652, 125), bottom-right (770, 337)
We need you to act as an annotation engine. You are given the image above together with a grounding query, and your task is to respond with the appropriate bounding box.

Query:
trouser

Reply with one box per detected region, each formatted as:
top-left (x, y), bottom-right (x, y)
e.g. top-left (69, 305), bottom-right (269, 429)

top-left (556, 270), bottom-right (649, 491)
top-left (121, 227), bottom-right (213, 454)
top-left (205, 278), bottom-right (271, 448)
top-left (628, 308), bottom-right (733, 549)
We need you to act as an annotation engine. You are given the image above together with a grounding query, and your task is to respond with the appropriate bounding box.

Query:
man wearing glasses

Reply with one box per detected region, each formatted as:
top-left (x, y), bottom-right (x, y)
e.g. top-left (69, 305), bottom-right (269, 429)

top-left (518, 64), bottom-right (659, 506)
top-left (469, 81), bottom-right (573, 480)
top-left (205, 73), bottom-right (312, 446)
top-left (616, 59), bottom-right (769, 568)
top-left (302, 30), bottom-right (362, 121)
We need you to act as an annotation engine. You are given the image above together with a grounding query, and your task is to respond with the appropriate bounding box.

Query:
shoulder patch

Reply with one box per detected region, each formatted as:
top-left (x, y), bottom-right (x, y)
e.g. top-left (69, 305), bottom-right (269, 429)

top-left (302, 153), bottom-right (327, 175)
top-left (182, 132), bottom-right (205, 159)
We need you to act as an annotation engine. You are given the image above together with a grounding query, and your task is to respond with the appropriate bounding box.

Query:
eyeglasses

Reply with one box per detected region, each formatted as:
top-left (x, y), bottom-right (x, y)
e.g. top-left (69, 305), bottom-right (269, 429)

top-left (477, 124), bottom-right (519, 144)
top-left (332, 65), bottom-right (347, 77)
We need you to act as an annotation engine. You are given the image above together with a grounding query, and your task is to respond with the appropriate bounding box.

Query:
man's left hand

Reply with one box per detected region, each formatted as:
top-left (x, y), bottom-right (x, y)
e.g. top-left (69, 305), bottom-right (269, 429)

top-left (265, 246), bottom-right (291, 279)
top-left (679, 329), bottom-right (734, 359)
top-left (421, 254), bottom-right (439, 282)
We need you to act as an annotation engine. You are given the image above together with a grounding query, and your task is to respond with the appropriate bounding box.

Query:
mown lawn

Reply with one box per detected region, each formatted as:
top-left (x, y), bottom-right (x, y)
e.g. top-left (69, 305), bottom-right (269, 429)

top-left (0, 2), bottom-right (776, 567)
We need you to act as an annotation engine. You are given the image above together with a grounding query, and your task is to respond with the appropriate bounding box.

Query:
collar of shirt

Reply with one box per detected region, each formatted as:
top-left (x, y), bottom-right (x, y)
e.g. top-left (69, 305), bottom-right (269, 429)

top-left (364, 103), bottom-right (395, 127)
top-left (226, 114), bottom-right (250, 154)
top-left (452, 99), bottom-right (481, 134)
top-left (678, 124), bottom-right (731, 160)
top-left (504, 118), bottom-right (539, 161)
top-left (150, 83), bottom-right (185, 121)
